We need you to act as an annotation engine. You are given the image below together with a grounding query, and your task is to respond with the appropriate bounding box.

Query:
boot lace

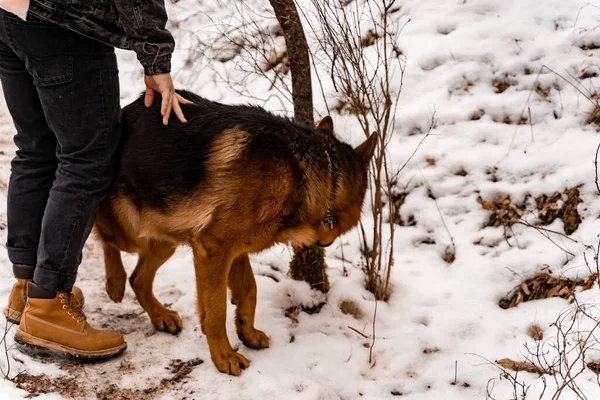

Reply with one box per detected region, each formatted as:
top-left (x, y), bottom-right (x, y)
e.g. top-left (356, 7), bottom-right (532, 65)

top-left (58, 292), bottom-right (86, 324)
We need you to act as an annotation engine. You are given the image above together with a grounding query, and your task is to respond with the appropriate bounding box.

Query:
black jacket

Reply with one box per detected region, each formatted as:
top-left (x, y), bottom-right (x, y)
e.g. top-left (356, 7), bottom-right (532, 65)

top-left (27, 0), bottom-right (174, 75)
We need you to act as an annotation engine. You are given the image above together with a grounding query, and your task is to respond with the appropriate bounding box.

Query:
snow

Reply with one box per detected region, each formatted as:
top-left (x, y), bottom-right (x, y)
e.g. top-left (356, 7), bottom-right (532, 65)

top-left (1, 0), bottom-right (600, 398)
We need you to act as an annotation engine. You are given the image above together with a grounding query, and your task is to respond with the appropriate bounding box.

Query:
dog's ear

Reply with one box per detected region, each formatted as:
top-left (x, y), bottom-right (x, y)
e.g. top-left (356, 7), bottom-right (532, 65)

top-left (317, 116), bottom-right (334, 132)
top-left (355, 132), bottom-right (378, 163)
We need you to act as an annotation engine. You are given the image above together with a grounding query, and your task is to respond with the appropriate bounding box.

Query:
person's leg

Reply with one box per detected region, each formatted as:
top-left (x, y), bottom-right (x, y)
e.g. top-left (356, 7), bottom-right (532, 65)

top-left (0, 16), bottom-right (58, 276)
top-left (0, 12), bottom-right (84, 323)
top-left (0, 12), bottom-right (126, 358)
top-left (2, 17), bottom-right (122, 293)
top-left (0, 11), bottom-right (61, 323)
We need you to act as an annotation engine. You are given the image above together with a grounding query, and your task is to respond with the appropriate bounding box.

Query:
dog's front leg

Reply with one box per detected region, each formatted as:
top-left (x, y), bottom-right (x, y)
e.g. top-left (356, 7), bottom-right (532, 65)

top-left (228, 254), bottom-right (270, 350)
top-left (190, 236), bottom-right (250, 376)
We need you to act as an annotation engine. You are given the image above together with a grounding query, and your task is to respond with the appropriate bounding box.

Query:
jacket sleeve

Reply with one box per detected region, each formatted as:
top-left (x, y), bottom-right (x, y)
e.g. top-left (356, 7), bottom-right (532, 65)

top-left (112, 0), bottom-right (175, 75)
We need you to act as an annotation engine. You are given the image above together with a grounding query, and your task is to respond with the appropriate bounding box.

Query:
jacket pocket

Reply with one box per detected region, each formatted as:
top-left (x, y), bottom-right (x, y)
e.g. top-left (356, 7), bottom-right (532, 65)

top-left (4, 16), bottom-right (74, 86)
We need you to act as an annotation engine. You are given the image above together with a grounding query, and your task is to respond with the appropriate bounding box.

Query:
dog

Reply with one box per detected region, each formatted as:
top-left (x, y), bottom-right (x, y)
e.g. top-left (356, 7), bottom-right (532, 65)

top-left (94, 90), bottom-right (377, 375)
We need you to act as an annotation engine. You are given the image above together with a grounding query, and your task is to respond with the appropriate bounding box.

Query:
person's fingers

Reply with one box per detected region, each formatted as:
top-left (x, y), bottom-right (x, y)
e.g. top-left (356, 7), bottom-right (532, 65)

top-left (162, 89), bottom-right (173, 125)
top-left (172, 96), bottom-right (187, 124)
top-left (144, 88), bottom-right (154, 108)
top-left (176, 93), bottom-right (193, 105)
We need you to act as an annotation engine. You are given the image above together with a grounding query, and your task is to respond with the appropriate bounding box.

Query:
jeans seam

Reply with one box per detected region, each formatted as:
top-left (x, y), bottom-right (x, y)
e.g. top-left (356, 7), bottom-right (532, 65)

top-left (54, 43), bottom-right (108, 290)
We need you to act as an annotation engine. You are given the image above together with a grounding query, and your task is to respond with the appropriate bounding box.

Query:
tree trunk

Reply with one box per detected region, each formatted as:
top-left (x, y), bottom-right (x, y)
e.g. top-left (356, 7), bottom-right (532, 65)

top-left (269, 0), bottom-right (329, 293)
top-left (269, 0), bottom-right (314, 124)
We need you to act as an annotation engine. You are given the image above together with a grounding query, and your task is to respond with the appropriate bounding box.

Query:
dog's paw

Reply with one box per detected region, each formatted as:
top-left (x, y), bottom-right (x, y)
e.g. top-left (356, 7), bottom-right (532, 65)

top-left (105, 275), bottom-right (126, 303)
top-left (239, 328), bottom-right (270, 350)
top-left (151, 309), bottom-right (183, 334)
top-left (212, 351), bottom-right (250, 376)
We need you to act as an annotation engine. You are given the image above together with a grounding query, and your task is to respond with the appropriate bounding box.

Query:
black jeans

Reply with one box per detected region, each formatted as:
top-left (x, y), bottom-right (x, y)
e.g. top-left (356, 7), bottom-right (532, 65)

top-left (0, 10), bottom-right (121, 292)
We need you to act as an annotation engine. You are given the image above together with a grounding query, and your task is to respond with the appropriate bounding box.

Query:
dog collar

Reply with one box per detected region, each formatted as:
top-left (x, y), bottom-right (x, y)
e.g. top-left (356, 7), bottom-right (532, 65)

top-left (324, 150), bottom-right (334, 230)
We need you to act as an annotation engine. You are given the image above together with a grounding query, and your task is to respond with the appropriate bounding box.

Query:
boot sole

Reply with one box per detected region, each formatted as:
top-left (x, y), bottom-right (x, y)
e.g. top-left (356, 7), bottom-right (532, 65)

top-left (14, 329), bottom-right (127, 359)
top-left (4, 307), bottom-right (22, 324)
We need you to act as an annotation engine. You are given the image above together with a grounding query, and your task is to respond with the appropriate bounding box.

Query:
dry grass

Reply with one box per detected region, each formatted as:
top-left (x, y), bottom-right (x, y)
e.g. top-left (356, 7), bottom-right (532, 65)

top-left (580, 42), bottom-right (600, 50)
top-left (11, 355), bottom-right (205, 399)
top-left (492, 74), bottom-right (515, 94)
top-left (527, 323), bottom-right (544, 341)
top-left (492, 114), bottom-right (528, 125)
top-left (470, 108), bottom-right (485, 120)
top-left (339, 300), bottom-right (364, 319)
top-left (535, 84), bottom-right (551, 98)
top-left (12, 373), bottom-right (87, 399)
top-left (496, 358), bottom-right (549, 374)
top-left (579, 69), bottom-right (598, 80)
top-left (587, 104), bottom-right (600, 126)
top-left (454, 80), bottom-right (474, 94)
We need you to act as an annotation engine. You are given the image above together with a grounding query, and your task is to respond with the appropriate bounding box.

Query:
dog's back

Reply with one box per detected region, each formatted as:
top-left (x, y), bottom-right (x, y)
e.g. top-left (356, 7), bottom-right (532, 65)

top-left (117, 91), bottom-right (304, 211)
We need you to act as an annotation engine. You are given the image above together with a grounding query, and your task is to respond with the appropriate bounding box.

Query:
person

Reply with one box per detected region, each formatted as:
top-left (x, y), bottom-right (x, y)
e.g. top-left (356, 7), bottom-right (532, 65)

top-left (0, 0), bottom-right (188, 358)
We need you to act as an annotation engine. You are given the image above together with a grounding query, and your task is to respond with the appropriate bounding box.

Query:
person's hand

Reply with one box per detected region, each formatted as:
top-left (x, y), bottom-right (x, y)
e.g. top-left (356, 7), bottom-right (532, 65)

top-left (144, 73), bottom-right (192, 125)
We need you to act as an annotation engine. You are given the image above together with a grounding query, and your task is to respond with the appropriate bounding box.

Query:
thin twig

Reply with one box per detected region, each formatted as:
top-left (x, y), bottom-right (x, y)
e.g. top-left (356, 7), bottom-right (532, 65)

top-left (595, 142), bottom-right (600, 195)
top-left (418, 167), bottom-right (456, 259)
top-left (369, 300), bottom-right (378, 364)
top-left (398, 110), bottom-right (436, 175)
top-left (514, 220), bottom-right (577, 257)
top-left (528, 105), bottom-right (534, 143)
top-left (347, 325), bottom-right (369, 339)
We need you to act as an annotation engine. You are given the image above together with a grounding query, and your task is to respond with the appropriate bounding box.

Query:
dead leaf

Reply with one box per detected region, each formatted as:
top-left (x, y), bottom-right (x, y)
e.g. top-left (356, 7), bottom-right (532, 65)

top-left (361, 29), bottom-right (380, 48)
top-left (442, 245), bottom-right (456, 264)
top-left (588, 360), bottom-right (600, 374)
top-left (496, 358), bottom-right (548, 374)
top-left (477, 195), bottom-right (524, 227)
top-left (499, 273), bottom-right (597, 309)
top-left (423, 347), bottom-right (440, 354)
top-left (527, 324), bottom-right (544, 341)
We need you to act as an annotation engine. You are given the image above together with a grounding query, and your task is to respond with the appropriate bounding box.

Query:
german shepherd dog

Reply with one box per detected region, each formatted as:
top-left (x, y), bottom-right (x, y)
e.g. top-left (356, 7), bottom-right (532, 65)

top-left (94, 90), bottom-right (377, 375)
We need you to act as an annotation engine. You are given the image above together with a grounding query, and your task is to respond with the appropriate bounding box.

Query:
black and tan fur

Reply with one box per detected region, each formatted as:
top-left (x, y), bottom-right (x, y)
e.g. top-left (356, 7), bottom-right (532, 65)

top-left (94, 90), bottom-right (377, 375)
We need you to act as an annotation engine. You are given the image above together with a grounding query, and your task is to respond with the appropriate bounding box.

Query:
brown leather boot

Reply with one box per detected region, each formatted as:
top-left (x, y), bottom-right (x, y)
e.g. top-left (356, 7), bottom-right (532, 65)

top-left (4, 280), bottom-right (85, 324)
top-left (15, 284), bottom-right (126, 359)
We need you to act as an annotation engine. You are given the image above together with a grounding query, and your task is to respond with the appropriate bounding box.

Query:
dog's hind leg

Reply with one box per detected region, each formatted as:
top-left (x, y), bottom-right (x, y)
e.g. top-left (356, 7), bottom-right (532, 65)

top-left (129, 241), bottom-right (182, 334)
top-left (103, 242), bottom-right (127, 303)
top-left (190, 235), bottom-right (250, 376)
top-left (228, 254), bottom-right (269, 350)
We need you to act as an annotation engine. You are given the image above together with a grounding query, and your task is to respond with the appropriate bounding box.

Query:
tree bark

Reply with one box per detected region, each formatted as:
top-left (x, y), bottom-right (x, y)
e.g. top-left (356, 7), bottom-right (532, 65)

top-left (269, 0), bottom-right (314, 125)
top-left (269, 0), bottom-right (329, 293)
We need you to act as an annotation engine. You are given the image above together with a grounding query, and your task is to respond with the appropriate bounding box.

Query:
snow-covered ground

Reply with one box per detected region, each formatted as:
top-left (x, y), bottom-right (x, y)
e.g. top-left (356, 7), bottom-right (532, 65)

top-left (1, 0), bottom-right (600, 398)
